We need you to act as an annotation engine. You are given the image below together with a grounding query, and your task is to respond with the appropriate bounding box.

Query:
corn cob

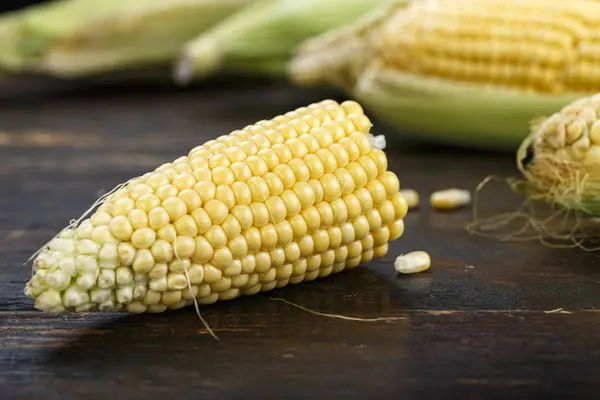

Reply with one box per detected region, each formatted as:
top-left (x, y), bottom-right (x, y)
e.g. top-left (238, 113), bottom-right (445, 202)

top-left (24, 99), bottom-right (407, 314)
top-left (517, 93), bottom-right (600, 215)
top-left (289, 0), bottom-right (600, 151)
top-left (0, 0), bottom-right (256, 78)
top-left (173, 0), bottom-right (400, 85)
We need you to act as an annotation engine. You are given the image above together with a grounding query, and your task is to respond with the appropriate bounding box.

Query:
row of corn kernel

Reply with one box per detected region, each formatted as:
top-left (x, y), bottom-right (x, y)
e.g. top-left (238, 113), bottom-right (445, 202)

top-left (47, 181), bottom-right (403, 313)
top-left (29, 211), bottom-right (399, 312)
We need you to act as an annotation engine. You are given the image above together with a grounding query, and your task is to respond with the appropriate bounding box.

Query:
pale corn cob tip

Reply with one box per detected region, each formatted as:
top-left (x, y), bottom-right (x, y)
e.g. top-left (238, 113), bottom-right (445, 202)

top-left (517, 93), bottom-right (600, 211)
top-left (25, 99), bottom-right (408, 314)
top-left (173, 50), bottom-right (195, 87)
top-left (173, 36), bottom-right (222, 86)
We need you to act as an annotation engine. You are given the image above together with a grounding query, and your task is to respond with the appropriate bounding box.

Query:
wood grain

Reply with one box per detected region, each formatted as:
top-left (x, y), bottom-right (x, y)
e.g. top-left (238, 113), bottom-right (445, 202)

top-left (1, 79), bottom-right (600, 400)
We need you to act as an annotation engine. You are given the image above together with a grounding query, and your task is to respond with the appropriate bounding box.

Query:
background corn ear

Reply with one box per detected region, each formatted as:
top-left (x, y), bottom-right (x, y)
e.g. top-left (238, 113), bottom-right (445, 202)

top-left (516, 93), bottom-right (600, 215)
top-left (0, 0), bottom-right (256, 78)
top-left (0, 13), bottom-right (27, 73)
top-left (174, 0), bottom-right (400, 85)
top-left (289, 0), bottom-right (600, 151)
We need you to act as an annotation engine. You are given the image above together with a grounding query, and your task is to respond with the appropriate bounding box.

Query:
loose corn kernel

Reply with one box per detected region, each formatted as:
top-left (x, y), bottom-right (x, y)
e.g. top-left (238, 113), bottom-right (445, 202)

top-left (25, 99), bottom-right (407, 315)
top-left (430, 188), bottom-right (471, 210)
top-left (394, 251), bottom-right (431, 274)
top-left (399, 189), bottom-right (419, 210)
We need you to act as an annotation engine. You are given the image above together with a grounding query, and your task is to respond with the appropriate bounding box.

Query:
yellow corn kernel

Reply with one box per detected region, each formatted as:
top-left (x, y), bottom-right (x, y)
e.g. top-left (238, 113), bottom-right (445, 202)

top-left (399, 189), bottom-right (419, 210)
top-left (25, 99), bottom-right (407, 315)
top-left (394, 251), bottom-right (431, 274)
top-left (430, 189), bottom-right (471, 211)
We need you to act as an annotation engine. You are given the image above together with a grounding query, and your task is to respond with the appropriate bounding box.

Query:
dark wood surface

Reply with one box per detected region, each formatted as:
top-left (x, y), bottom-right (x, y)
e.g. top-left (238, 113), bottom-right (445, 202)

top-left (1, 79), bottom-right (600, 400)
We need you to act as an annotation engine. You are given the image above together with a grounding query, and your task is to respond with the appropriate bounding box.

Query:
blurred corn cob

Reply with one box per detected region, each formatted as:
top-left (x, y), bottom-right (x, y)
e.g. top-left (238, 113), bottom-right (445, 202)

top-left (289, 0), bottom-right (600, 151)
top-left (0, 0), bottom-right (256, 78)
top-left (174, 0), bottom-right (400, 85)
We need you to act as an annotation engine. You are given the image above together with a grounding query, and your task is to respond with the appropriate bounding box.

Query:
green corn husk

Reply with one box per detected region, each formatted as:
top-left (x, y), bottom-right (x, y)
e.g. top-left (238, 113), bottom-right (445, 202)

top-left (288, 0), bottom-right (600, 152)
top-left (0, 0), bottom-right (256, 78)
top-left (174, 0), bottom-right (398, 85)
top-left (0, 15), bottom-right (26, 74)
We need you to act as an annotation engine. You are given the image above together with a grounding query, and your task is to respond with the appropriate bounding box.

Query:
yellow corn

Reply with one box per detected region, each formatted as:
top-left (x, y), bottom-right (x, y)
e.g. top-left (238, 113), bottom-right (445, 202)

top-left (378, 0), bottom-right (600, 93)
top-left (25, 99), bottom-right (408, 314)
top-left (517, 93), bottom-right (600, 215)
top-left (289, 0), bottom-right (600, 151)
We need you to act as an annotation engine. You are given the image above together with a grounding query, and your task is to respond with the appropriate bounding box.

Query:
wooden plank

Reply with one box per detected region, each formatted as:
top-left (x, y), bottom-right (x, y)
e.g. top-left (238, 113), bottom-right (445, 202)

top-left (1, 80), bottom-right (599, 399)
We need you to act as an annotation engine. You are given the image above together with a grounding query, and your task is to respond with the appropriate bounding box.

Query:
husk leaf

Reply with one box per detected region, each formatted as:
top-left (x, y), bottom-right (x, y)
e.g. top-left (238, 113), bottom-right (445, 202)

top-left (0, 0), bottom-right (255, 78)
top-left (174, 0), bottom-right (397, 85)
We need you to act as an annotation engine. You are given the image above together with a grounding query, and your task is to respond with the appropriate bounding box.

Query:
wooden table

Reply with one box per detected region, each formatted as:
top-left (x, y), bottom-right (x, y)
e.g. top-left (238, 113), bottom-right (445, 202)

top-left (1, 79), bottom-right (599, 399)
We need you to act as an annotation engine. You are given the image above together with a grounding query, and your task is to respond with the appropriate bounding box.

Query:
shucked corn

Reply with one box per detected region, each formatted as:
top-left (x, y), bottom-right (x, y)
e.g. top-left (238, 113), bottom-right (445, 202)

top-left (518, 93), bottom-right (600, 215)
top-left (289, 0), bottom-right (600, 151)
top-left (25, 100), bottom-right (407, 314)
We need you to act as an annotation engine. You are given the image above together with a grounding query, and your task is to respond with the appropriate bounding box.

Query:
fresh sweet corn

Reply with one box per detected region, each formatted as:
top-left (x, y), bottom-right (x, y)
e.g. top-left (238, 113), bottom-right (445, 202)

top-left (517, 93), bottom-right (600, 215)
top-left (0, 0), bottom-right (256, 77)
top-left (25, 99), bottom-right (408, 314)
top-left (173, 0), bottom-right (400, 85)
top-left (289, 0), bottom-right (600, 151)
